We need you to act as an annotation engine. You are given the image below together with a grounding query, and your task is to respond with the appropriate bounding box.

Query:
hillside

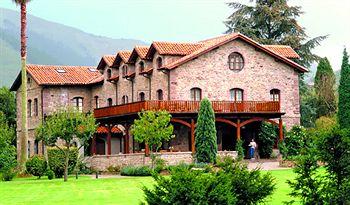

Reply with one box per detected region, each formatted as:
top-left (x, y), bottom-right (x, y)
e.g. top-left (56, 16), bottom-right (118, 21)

top-left (0, 8), bottom-right (147, 87)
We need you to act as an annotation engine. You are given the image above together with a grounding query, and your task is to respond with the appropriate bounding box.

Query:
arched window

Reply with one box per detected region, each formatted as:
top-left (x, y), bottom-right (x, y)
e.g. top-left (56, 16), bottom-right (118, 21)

top-left (156, 57), bottom-right (163, 69)
top-left (190, 88), bottom-right (202, 101)
top-left (28, 99), bottom-right (32, 117)
top-left (94, 96), bottom-right (99, 108)
top-left (139, 61), bottom-right (145, 72)
top-left (270, 89), bottom-right (280, 102)
top-left (28, 140), bottom-right (31, 158)
top-left (228, 52), bottom-right (244, 71)
top-left (107, 69), bottom-right (112, 79)
top-left (122, 65), bottom-right (128, 77)
top-left (157, 89), bottom-right (163, 100)
top-left (34, 140), bottom-right (39, 155)
top-left (230, 88), bottom-right (244, 102)
top-left (73, 97), bottom-right (83, 112)
top-left (34, 98), bottom-right (38, 116)
top-left (107, 98), bottom-right (113, 106)
top-left (122, 95), bottom-right (128, 104)
top-left (139, 92), bottom-right (145, 101)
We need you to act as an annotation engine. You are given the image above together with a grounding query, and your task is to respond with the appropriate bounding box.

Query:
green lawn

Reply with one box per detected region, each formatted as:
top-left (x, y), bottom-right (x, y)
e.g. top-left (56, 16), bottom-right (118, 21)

top-left (0, 169), bottom-right (298, 205)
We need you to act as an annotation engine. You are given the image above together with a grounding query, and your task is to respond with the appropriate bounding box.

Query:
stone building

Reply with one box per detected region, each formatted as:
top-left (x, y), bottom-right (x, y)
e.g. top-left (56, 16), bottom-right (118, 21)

top-left (11, 33), bottom-right (307, 169)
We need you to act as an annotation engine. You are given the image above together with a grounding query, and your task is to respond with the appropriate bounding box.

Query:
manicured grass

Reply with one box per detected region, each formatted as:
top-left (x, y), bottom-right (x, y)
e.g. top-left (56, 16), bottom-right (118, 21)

top-left (0, 169), bottom-right (298, 205)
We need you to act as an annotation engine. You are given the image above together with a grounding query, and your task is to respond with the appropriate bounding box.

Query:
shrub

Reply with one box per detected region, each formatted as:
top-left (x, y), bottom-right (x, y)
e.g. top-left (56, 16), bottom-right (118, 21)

top-left (0, 145), bottom-right (17, 181)
top-left (1, 167), bottom-right (16, 181)
top-left (107, 165), bottom-right (121, 174)
top-left (235, 139), bottom-right (244, 161)
top-left (26, 156), bottom-right (47, 179)
top-left (46, 169), bottom-right (54, 180)
top-left (315, 116), bottom-right (336, 131)
top-left (120, 166), bottom-right (152, 176)
top-left (47, 147), bottom-right (78, 178)
top-left (153, 157), bottom-right (166, 173)
top-left (279, 125), bottom-right (307, 159)
top-left (257, 122), bottom-right (277, 158)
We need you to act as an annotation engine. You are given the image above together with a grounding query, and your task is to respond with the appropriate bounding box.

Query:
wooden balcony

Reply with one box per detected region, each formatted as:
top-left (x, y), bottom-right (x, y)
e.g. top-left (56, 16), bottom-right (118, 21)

top-left (94, 100), bottom-right (280, 119)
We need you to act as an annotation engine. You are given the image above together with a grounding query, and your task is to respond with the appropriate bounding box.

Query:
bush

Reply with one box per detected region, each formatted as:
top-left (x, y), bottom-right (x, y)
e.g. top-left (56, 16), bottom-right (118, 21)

top-left (120, 166), bottom-right (152, 176)
top-left (107, 165), bottom-right (121, 174)
top-left (235, 139), bottom-right (244, 161)
top-left (47, 147), bottom-right (78, 178)
top-left (26, 156), bottom-right (47, 179)
top-left (154, 157), bottom-right (166, 173)
top-left (46, 169), bottom-right (54, 180)
top-left (1, 167), bottom-right (16, 181)
top-left (279, 125), bottom-right (307, 159)
top-left (257, 122), bottom-right (277, 158)
top-left (0, 145), bottom-right (17, 181)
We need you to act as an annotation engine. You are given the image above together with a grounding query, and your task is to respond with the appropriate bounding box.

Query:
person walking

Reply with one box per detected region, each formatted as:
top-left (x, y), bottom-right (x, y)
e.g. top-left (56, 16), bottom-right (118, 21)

top-left (248, 139), bottom-right (257, 159)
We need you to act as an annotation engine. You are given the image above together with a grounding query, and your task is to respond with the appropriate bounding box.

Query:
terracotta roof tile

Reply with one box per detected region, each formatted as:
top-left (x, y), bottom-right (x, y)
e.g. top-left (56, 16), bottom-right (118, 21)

top-left (139, 67), bottom-right (153, 75)
top-left (135, 46), bottom-right (149, 59)
top-left (111, 126), bottom-right (122, 133)
top-left (102, 55), bottom-right (116, 67)
top-left (119, 51), bottom-right (132, 62)
top-left (107, 75), bottom-right (119, 82)
top-left (26, 64), bottom-right (103, 86)
top-left (263, 45), bottom-right (300, 59)
top-left (96, 126), bottom-right (108, 134)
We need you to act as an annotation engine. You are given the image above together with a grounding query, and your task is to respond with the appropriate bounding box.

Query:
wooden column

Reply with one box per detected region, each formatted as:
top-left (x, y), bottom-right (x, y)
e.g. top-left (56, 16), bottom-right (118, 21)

top-left (92, 135), bottom-right (96, 156)
top-left (237, 119), bottom-right (241, 140)
top-left (107, 125), bottom-right (112, 155)
top-left (279, 118), bottom-right (284, 141)
top-left (145, 143), bottom-right (150, 156)
top-left (191, 119), bottom-right (195, 153)
top-left (124, 124), bottom-right (130, 154)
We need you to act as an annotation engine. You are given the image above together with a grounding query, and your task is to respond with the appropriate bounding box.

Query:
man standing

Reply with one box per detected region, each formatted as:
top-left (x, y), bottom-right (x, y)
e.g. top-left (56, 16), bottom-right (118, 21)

top-left (248, 139), bottom-right (257, 159)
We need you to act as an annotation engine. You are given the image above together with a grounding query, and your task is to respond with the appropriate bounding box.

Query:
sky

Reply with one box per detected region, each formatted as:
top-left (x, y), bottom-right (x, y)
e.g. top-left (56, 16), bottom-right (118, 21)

top-left (1, 0), bottom-right (349, 71)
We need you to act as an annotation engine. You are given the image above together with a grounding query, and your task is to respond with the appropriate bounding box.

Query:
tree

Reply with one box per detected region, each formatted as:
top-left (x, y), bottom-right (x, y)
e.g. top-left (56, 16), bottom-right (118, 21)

top-left (36, 108), bottom-right (96, 181)
top-left (338, 48), bottom-right (350, 129)
top-left (0, 87), bottom-right (16, 127)
top-left (300, 87), bottom-right (317, 127)
top-left (131, 110), bottom-right (174, 167)
top-left (257, 122), bottom-right (276, 158)
top-left (314, 57), bottom-right (337, 118)
top-left (12, 0), bottom-right (31, 172)
top-left (195, 98), bottom-right (217, 163)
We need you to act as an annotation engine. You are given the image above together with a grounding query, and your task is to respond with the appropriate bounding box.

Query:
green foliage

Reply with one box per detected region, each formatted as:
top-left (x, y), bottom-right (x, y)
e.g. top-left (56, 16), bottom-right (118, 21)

top-left (131, 110), bottom-right (173, 153)
top-left (46, 169), bottom-right (54, 180)
top-left (279, 125), bottom-right (307, 159)
top-left (195, 98), bottom-right (217, 163)
top-left (26, 156), bottom-right (47, 179)
top-left (0, 87), bottom-right (16, 127)
top-left (47, 148), bottom-right (78, 178)
top-left (257, 122), bottom-right (277, 158)
top-left (120, 166), bottom-right (152, 176)
top-left (224, 0), bottom-right (326, 67)
top-left (235, 139), bottom-right (244, 161)
top-left (106, 165), bottom-right (121, 174)
top-left (314, 116), bottom-right (337, 131)
top-left (143, 166), bottom-right (236, 205)
top-left (36, 108), bottom-right (96, 181)
top-left (314, 57), bottom-right (337, 118)
top-left (300, 87), bottom-right (318, 127)
top-left (338, 48), bottom-right (350, 129)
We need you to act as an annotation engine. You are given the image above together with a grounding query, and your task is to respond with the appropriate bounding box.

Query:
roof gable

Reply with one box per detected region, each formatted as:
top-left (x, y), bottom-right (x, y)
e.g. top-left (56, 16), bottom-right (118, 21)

top-left (145, 41), bottom-right (204, 59)
top-left (128, 46), bottom-right (150, 63)
top-left (111, 51), bottom-right (132, 68)
top-left (97, 55), bottom-right (116, 70)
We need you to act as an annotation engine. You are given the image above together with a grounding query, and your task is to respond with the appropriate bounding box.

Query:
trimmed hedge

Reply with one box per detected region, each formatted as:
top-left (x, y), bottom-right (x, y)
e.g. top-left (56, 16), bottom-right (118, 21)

top-left (120, 166), bottom-right (152, 176)
top-left (26, 156), bottom-right (47, 179)
top-left (47, 147), bottom-right (78, 178)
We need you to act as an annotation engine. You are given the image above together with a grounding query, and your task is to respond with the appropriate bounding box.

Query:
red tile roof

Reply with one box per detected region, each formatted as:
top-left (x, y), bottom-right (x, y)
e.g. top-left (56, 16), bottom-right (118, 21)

top-left (128, 46), bottom-right (150, 63)
top-left (263, 45), bottom-right (300, 59)
top-left (96, 126), bottom-right (108, 134)
top-left (111, 51), bottom-right (132, 68)
top-left (146, 42), bottom-right (204, 58)
top-left (102, 55), bottom-right (116, 67)
top-left (139, 67), bottom-right (153, 75)
top-left (107, 75), bottom-right (119, 82)
top-left (111, 126), bottom-right (122, 133)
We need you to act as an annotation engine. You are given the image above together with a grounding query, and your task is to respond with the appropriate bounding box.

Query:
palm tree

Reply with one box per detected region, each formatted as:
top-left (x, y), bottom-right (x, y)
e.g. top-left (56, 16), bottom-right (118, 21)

top-left (12, 0), bottom-right (31, 171)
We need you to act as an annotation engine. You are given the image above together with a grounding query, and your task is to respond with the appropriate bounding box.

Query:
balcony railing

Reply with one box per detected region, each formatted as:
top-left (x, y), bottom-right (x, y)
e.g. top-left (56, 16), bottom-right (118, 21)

top-left (94, 100), bottom-right (280, 119)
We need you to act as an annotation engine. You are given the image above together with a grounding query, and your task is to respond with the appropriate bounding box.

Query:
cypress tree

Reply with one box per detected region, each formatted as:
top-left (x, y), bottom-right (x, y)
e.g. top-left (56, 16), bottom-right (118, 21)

top-left (195, 98), bottom-right (217, 163)
top-left (314, 57), bottom-right (336, 118)
top-left (338, 48), bottom-right (350, 129)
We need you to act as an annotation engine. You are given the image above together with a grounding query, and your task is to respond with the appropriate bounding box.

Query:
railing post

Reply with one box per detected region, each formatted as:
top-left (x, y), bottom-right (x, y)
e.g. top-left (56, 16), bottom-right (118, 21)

top-left (191, 119), bottom-right (195, 153)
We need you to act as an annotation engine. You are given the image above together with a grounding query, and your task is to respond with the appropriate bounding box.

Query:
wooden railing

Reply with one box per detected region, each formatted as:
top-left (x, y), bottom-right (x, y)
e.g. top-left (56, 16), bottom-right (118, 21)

top-left (94, 100), bottom-right (280, 119)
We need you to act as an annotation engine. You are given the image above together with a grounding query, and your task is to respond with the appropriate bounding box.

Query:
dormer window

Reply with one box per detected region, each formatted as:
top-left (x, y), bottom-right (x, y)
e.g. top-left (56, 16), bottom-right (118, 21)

top-left (56, 68), bottom-right (66, 73)
top-left (228, 52), bottom-right (244, 71)
top-left (139, 61), bottom-right (145, 73)
top-left (156, 57), bottom-right (163, 69)
top-left (122, 65), bottom-right (128, 77)
top-left (107, 69), bottom-right (112, 79)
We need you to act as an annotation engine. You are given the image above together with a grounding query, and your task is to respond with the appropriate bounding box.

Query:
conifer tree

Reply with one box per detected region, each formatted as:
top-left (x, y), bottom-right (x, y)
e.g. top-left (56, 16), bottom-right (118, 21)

top-left (314, 57), bottom-right (336, 118)
top-left (195, 98), bottom-right (217, 163)
top-left (338, 48), bottom-right (350, 129)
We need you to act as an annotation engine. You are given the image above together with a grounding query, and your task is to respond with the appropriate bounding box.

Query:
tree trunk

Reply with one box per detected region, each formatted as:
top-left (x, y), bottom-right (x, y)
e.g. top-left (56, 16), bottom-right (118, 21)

top-left (64, 149), bottom-right (69, 182)
top-left (19, 2), bottom-right (28, 172)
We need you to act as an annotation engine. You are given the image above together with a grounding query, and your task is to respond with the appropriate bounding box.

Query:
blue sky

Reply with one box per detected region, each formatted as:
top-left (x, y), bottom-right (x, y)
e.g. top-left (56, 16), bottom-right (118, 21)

top-left (1, 0), bottom-right (349, 71)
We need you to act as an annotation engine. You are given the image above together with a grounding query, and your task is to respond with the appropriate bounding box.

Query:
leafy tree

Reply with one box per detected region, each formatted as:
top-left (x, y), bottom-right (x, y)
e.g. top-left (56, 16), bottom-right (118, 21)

top-left (314, 57), bottom-right (337, 118)
top-left (36, 108), bottom-right (96, 181)
top-left (257, 122), bottom-right (276, 158)
top-left (279, 125), bottom-right (307, 159)
top-left (12, 0), bottom-right (32, 172)
top-left (0, 87), bottom-right (16, 127)
top-left (338, 48), bottom-right (350, 129)
top-left (224, 0), bottom-right (327, 67)
top-left (300, 87), bottom-right (318, 127)
top-left (195, 98), bottom-right (217, 163)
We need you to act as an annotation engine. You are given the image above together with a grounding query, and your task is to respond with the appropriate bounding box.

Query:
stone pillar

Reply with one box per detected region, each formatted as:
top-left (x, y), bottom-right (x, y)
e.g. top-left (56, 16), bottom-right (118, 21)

top-left (107, 125), bottom-right (112, 155)
top-left (191, 119), bottom-right (195, 153)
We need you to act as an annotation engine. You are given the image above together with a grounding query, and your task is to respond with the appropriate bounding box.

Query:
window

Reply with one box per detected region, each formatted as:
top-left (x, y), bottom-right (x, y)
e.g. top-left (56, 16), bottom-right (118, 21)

top-left (107, 69), bottom-right (112, 79)
top-left (139, 61), bottom-right (145, 72)
top-left (28, 100), bottom-right (32, 117)
top-left (270, 89), bottom-right (280, 101)
top-left (139, 92), bottom-right (145, 101)
top-left (122, 65), bottom-right (128, 77)
top-left (156, 57), bottom-right (163, 69)
top-left (73, 97), bottom-right (83, 112)
top-left (122, 95), bottom-right (128, 104)
top-left (107, 98), bottom-right (113, 106)
top-left (34, 98), bottom-right (38, 116)
top-left (94, 96), bottom-right (99, 108)
top-left (34, 140), bottom-right (39, 155)
top-left (28, 141), bottom-right (31, 158)
top-left (27, 77), bottom-right (31, 84)
top-left (56, 68), bottom-right (66, 73)
top-left (157, 89), bottom-right (163, 100)
top-left (230, 88), bottom-right (244, 102)
top-left (228, 52), bottom-right (244, 71)
top-left (190, 88), bottom-right (202, 101)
